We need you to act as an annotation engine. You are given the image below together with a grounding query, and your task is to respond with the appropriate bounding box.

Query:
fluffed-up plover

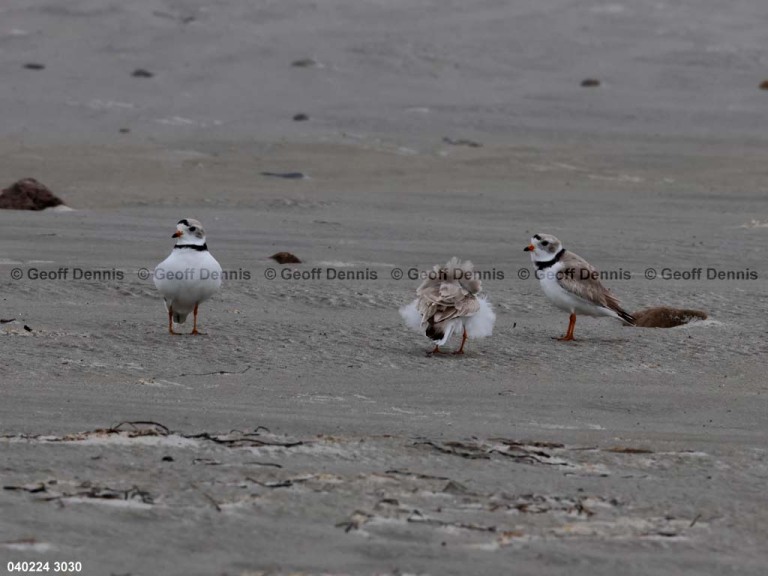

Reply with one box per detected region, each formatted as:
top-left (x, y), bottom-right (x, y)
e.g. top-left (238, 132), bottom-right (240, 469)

top-left (400, 257), bottom-right (496, 355)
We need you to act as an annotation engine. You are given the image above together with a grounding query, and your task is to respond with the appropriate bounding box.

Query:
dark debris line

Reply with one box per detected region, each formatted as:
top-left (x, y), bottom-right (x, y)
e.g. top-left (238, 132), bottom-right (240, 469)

top-left (0, 421), bottom-right (301, 448)
top-left (4, 482), bottom-right (154, 505)
top-left (413, 439), bottom-right (567, 465)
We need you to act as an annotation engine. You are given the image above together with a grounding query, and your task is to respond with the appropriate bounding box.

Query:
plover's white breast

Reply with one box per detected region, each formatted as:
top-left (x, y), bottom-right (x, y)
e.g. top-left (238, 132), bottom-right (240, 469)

top-left (154, 250), bottom-right (221, 312)
top-left (539, 263), bottom-right (605, 317)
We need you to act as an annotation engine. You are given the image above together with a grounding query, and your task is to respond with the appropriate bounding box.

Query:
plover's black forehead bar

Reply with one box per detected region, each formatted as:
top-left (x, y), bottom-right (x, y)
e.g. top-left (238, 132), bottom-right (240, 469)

top-left (533, 234), bottom-right (541, 240)
top-left (177, 219), bottom-right (190, 227)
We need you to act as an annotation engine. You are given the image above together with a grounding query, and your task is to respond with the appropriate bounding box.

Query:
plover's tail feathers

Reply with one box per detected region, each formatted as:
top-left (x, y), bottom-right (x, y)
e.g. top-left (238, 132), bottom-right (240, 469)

top-left (425, 322), bottom-right (441, 341)
top-left (613, 307), bottom-right (636, 326)
top-left (465, 296), bottom-right (496, 338)
top-left (425, 319), bottom-right (457, 346)
top-left (173, 311), bottom-right (190, 324)
top-left (400, 298), bottom-right (458, 345)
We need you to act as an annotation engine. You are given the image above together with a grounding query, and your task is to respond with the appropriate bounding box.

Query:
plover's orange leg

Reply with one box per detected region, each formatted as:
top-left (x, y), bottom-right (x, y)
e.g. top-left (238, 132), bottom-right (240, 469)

top-left (556, 313), bottom-right (576, 341)
top-left (453, 328), bottom-right (468, 355)
top-left (168, 306), bottom-right (179, 335)
top-left (191, 303), bottom-right (202, 335)
top-left (427, 345), bottom-right (444, 356)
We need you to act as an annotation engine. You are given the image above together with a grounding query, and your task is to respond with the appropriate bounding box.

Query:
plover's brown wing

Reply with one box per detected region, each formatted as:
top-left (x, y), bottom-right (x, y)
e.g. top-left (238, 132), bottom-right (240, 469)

top-left (415, 268), bottom-right (445, 295)
top-left (455, 295), bottom-right (481, 318)
top-left (417, 282), bottom-right (480, 324)
top-left (557, 251), bottom-right (624, 312)
top-left (438, 281), bottom-right (469, 303)
top-left (415, 282), bottom-right (442, 323)
top-left (416, 275), bottom-right (466, 307)
top-left (445, 257), bottom-right (482, 295)
top-left (416, 282), bottom-right (443, 311)
top-left (414, 257), bottom-right (484, 327)
top-left (431, 294), bottom-right (481, 324)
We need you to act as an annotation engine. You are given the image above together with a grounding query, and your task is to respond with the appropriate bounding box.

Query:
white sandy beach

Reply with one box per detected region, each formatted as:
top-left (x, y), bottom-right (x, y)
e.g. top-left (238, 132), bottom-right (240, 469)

top-left (1, 1), bottom-right (767, 575)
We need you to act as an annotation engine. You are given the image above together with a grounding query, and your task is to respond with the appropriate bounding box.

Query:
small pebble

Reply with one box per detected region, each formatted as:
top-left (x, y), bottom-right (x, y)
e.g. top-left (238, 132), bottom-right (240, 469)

top-left (443, 137), bottom-right (482, 148)
top-left (23, 63), bottom-right (45, 70)
top-left (261, 171), bottom-right (305, 180)
top-left (132, 68), bottom-right (154, 78)
top-left (291, 58), bottom-right (318, 68)
top-left (581, 78), bottom-right (601, 87)
top-left (293, 113), bottom-right (309, 122)
top-left (759, 80), bottom-right (768, 90)
top-left (270, 252), bottom-right (302, 264)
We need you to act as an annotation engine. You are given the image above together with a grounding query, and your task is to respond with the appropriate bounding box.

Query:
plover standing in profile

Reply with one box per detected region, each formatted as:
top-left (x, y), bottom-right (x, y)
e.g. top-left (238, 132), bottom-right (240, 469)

top-left (400, 257), bottom-right (496, 355)
top-left (524, 234), bottom-right (635, 340)
top-left (154, 218), bottom-right (222, 335)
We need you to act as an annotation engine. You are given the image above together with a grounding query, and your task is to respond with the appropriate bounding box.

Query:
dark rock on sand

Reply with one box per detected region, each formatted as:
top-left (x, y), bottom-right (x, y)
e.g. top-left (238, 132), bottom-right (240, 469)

top-left (261, 172), bottom-right (305, 179)
top-left (23, 63), bottom-right (46, 70)
top-left (581, 78), bottom-right (601, 87)
top-left (293, 113), bottom-right (309, 121)
top-left (132, 69), bottom-right (154, 78)
top-left (760, 80), bottom-right (768, 91)
top-left (443, 137), bottom-right (482, 148)
top-left (291, 58), bottom-right (318, 68)
top-left (0, 178), bottom-right (64, 210)
top-left (632, 307), bottom-right (707, 328)
top-left (270, 252), bottom-right (302, 264)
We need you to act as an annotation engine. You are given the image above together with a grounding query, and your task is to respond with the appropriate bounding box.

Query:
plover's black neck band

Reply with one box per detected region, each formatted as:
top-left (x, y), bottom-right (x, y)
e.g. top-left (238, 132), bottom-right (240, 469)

top-left (535, 248), bottom-right (566, 270)
top-left (174, 243), bottom-right (208, 251)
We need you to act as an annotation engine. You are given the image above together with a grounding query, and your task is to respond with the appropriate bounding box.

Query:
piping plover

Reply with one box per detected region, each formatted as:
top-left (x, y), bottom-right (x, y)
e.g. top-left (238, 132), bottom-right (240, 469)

top-left (400, 257), bottom-right (496, 355)
top-left (524, 234), bottom-right (635, 340)
top-left (154, 218), bottom-right (222, 335)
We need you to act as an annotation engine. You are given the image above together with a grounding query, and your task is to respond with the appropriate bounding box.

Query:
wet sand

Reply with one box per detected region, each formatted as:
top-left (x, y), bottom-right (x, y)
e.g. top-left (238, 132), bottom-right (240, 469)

top-left (2, 1), bottom-right (768, 575)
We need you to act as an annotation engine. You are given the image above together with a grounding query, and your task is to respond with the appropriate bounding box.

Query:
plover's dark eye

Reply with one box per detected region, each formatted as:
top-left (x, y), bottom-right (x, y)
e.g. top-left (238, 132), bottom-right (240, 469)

top-left (541, 240), bottom-right (549, 247)
top-left (188, 226), bottom-right (197, 232)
